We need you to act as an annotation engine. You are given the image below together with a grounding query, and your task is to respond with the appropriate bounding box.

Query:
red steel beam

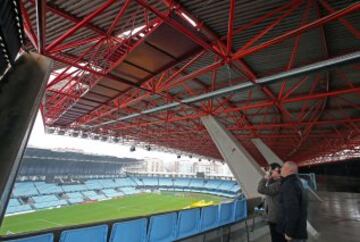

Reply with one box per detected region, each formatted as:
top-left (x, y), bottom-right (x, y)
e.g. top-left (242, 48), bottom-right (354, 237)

top-left (29, 0), bottom-right (106, 36)
top-left (76, 50), bottom-right (207, 126)
top-left (319, 0), bottom-right (360, 39)
top-left (49, 36), bottom-right (103, 53)
top-left (227, 0), bottom-right (235, 55)
top-left (232, 2), bottom-right (360, 60)
top-left (107, 0), bottom-right (132, 36)
top-left (20, 1), bottom-right (38, 49)
top-left (45, 0), bottom-right (116, 52)
top-left (161, 0), bottom-right (227, 55)
top-left (107, 87), bottom-right (360, 130)
top-left (35, 0), bottom-right (46, 53)
top-left (230, 0), bottom-right (301, 38)
top-left (135, 0), bottom-right (225, 58)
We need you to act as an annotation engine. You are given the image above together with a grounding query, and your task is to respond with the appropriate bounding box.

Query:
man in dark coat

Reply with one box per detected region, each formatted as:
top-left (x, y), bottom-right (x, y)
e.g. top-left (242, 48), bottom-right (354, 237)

top-left (278, 161), bottom-right (308, 242)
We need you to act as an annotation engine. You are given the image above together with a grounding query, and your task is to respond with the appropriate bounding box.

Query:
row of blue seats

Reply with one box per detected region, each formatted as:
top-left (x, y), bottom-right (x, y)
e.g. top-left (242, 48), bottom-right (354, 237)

top-left (136, 178), bottom-right (238, 190)
top-left (136, 178), bottom-right (240, 194)
top-left (160, 188), bottom-right (236, 198)
top-left (7, 188), bottom-right (137, 214)
top-left (34, 200), bottom-right (67, 210)
top-left (13, 182), bottom-right (39, 197)
top-left (12, 178), bottom-right (240, 197)
top-left (6, 199), bottom-right (247, 242)
top-left (8, 199), bottom-right (21, 207)
top-left (6, 204), bottom-right (33, 214)
top-left (12, 178), bottom-right (137, 196)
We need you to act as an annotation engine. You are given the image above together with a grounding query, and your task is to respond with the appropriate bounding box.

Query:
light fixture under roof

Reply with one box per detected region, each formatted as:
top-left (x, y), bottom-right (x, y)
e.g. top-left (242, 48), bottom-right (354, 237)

top-left (180, 12), bottom-right (197, 27)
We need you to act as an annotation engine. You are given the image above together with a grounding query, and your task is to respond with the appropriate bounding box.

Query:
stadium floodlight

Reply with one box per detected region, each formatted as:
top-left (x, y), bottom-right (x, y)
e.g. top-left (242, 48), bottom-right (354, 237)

top-left (72, 132), bottom-right (79, 137)
top-left (46, 127), bottom-right (55, 134)
top-left (130, 145), bottom-right (136, 152)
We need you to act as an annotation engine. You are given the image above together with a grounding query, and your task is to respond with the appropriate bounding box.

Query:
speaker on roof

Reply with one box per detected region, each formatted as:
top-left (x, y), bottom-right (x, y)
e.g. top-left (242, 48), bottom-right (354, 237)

top-left (0, 0), bottom-right (24, 76)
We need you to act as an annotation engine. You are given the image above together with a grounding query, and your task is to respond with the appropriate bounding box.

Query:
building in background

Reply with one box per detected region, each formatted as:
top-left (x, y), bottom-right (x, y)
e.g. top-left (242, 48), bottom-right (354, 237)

top-left (123, 155), bottom-right (233, 177)
top-left (144, 157), bottom-right (165, 173)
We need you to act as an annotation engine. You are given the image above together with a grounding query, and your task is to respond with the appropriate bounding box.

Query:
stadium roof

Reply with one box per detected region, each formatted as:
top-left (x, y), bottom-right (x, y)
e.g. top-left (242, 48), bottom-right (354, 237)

top-left (19, 0), bottom-right (360, 166)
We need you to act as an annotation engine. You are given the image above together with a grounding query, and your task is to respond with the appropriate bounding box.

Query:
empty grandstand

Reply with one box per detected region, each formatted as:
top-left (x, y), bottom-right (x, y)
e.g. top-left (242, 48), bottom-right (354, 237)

top-left (19, 148), bottom-right (142, 177)
top-left (2, 0), bottom-right (358, 240)
top-left (7, 175), bottom-right (241, 216)
top-left (0, 148), bottom-right (243, 236)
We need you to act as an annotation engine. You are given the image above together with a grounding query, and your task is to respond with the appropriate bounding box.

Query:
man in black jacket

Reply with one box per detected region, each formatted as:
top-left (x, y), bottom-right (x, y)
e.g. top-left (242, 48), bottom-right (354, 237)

top-left (278, 161), bottom-right (308, 242)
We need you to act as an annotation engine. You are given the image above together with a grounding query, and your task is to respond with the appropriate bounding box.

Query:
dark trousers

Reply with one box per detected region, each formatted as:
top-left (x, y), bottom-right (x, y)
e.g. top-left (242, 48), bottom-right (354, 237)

top-left (269, 222), bottom-right (287, 242)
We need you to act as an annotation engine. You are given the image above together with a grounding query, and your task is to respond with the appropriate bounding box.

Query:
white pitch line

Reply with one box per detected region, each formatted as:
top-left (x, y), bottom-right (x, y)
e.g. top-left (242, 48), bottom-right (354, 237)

top-left (39, 219), bottom-right (64, 227)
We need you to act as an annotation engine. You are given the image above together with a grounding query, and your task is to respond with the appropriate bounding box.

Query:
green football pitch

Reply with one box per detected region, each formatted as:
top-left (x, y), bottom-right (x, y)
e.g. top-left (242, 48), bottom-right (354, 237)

top-left (0, 192), bottom-right (223, 235)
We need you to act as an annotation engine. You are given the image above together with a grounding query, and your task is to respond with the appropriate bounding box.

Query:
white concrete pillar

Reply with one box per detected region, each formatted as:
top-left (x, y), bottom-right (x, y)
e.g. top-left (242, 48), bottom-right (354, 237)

top-left (252, 138), bottom-right (283, 165)
top-left (0, 53), bottom-right (52, 222)
top-left (201, 115), bottom-right (263, 198)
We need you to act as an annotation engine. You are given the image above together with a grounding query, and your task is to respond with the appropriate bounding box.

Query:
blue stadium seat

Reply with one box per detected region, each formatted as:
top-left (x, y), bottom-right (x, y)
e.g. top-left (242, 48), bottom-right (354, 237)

top-left (159, 178), bottom-right (173, 187)
top-left (189, 179), bottom-right (205, 189)
top-left (176, 208), bottom-right (201, 239)
top-left (234, 199), bottom-right (247, 221)
top-left (219, 202), bottom-right (235, 226)
top-left (110, 218), bottom-right (147, 242)
top-left (8, 198), bottom-right (21, 207)
top-left (141, 177), bottom-right (158, 186)
top-left (59, 225), bottom-right (108, 242)
top-left (148, 212), bottom-right (177, 242)
top-left (13, 182), bottom-right (39, 197)
top-left (173, 178), bottom-right (190, 187)
top-left (200, 205), bottom-right (219, 232)
top-left (6, 233), bottom-right (53, 242)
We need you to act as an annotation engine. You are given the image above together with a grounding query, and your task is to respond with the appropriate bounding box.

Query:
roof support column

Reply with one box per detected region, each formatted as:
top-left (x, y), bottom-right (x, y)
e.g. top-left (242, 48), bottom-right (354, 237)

top-left (201, 115), bottom-right (263, 198)
top-left (252, 138), bottom-right (283, 165)
top-left (0, 53), bottom-right (52, 223)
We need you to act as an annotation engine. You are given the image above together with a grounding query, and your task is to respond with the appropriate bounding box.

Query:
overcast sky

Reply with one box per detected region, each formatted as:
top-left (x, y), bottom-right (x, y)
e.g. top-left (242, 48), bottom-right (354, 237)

top-left (28, 111), bottom-right (203, 163)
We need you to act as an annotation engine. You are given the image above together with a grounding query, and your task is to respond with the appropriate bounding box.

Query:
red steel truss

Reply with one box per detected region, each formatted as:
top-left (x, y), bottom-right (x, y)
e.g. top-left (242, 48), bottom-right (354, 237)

top-left (20, 0), bottom-right (360, 166)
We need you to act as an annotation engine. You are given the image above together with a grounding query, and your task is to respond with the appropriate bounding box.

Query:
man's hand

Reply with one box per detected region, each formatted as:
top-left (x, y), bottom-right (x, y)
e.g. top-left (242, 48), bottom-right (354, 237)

top-left (264, 170), bottom-right (271, 179)
top-left (284, 234), bottom-right (292, 241)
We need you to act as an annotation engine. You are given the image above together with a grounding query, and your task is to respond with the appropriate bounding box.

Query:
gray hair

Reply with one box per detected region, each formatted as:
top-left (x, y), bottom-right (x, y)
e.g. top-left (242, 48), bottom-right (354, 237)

top-left (284, 161), bottom-right (298, 173)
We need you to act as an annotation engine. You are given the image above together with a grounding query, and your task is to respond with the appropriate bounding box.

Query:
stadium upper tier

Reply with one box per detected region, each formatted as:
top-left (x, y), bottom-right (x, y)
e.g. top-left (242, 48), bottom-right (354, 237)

top-left (6, 176), bottom-right (241, 215)
top-left (19, 148), bottom-right (142, 176)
